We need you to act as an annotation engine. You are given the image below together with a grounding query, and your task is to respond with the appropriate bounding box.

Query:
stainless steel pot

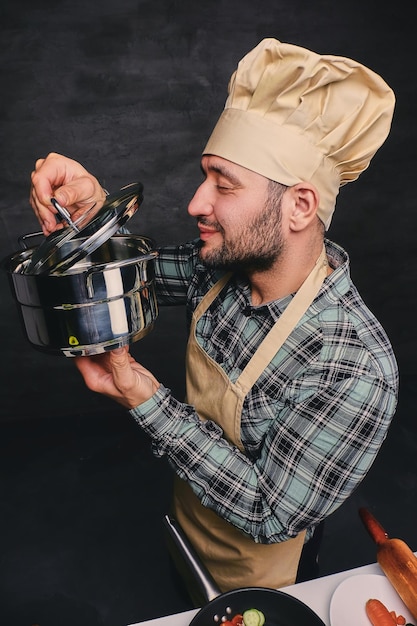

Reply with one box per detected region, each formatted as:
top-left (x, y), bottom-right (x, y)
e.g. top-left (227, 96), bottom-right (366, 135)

top-left (3, 233), bottom-right (159, 357)
top-left (2, 182), bottom-right (160, 356)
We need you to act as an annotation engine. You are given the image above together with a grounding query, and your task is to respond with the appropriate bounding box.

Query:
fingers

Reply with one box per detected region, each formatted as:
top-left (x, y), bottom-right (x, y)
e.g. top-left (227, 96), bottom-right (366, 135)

top-left (109, 348), bottom-right (160, 408)
top-left (74, 347), bottom-right (160, 410)
top-left (29, 152), bottom-right (106, 235)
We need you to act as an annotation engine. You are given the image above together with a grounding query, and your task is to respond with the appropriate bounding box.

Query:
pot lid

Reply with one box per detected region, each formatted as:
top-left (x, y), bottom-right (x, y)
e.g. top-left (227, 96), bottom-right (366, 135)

top-left (25, 182), bottom-right (143, 275)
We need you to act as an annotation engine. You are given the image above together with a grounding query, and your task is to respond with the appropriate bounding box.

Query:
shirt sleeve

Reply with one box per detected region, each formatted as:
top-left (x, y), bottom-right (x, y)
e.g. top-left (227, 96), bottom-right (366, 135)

top-left (153, 240), bottom-right (201, 304)
top-left (129, 363), bottom-right (397, 545)
top-left (251, 369), bottom-right (398, 541)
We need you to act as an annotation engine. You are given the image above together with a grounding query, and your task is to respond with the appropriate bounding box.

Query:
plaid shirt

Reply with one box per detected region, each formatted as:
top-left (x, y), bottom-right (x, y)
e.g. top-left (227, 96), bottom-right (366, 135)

top-left (130, 239), bottom-right (398, 543)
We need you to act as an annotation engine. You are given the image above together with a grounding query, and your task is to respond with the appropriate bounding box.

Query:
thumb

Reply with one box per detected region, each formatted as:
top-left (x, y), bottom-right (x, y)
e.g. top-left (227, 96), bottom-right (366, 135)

top-left (53, 187), bottom-right (74, 207)
top-left (54, 176), bottom-right (100, 209)
top-left (108, 347), bottom-right (137, 392)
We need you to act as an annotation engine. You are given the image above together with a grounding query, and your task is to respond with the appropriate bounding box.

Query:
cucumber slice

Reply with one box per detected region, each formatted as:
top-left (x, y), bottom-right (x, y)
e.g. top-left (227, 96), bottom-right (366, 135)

top-left (242, 610), bottom-right (260, 626)
top-left (242, 609), bottom-right (265, 626)
top-left (254, 610), bottom-right (265, 626)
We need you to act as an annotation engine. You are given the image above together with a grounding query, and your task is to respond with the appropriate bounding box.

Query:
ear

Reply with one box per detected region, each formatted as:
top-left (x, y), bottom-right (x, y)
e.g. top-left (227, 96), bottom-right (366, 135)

top-left (288, 182), bottom-right (320, 232)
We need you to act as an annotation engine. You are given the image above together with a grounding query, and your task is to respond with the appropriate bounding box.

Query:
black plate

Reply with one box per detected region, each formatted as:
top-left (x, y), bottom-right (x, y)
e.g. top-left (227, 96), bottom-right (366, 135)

top-left (189, 587), bottom-right (325, 626)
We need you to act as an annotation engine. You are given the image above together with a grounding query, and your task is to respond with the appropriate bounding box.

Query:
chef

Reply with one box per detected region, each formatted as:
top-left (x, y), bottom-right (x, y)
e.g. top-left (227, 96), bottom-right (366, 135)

top-left (30, 38), bottom-right (399, 601)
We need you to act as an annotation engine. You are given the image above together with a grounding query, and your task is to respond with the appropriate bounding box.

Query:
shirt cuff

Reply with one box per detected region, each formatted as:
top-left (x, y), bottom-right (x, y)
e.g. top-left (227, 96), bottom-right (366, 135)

top-left (128, 384), bottom-right (223, 457)
top-left (129, 385), bottom-right (192, 438)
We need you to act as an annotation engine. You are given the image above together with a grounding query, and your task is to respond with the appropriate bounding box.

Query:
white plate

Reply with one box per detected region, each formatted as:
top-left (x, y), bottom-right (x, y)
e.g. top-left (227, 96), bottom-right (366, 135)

top-left (329, 573), bottom-right (415, 626)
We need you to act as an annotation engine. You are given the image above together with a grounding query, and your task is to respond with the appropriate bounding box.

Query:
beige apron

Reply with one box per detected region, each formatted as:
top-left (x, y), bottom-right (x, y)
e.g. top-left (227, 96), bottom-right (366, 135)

top-left (173, 247), bottom-right (328, 593)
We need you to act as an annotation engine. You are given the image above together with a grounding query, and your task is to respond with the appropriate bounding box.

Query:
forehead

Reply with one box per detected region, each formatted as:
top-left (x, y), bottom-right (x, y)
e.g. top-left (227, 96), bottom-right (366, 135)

top-left (201, 155), bottom-right (268, 186)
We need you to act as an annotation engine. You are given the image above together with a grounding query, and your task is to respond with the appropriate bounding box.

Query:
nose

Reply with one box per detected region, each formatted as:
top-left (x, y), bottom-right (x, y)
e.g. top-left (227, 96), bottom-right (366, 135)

top-left (187, 181), bottom-right (213, 218)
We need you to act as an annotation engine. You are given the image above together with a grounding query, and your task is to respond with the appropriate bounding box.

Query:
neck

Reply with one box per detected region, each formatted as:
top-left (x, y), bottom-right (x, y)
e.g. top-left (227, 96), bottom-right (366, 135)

top-left (248, 240), bottom-right (326, 306)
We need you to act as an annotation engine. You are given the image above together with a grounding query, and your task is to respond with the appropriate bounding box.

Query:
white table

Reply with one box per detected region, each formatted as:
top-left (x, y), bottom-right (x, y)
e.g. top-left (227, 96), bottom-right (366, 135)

top-left (128, 560), bottom-right (383, 626)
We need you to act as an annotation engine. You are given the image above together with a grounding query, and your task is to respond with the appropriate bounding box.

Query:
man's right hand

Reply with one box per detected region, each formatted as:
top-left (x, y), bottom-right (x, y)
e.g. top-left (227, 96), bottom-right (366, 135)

top-left (30, 152), bottom-right (107, 236)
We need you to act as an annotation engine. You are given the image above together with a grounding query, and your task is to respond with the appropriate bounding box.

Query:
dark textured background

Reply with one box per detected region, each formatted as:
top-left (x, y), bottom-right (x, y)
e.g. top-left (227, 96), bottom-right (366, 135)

top-left (1, 1), bottom-right (416, 625)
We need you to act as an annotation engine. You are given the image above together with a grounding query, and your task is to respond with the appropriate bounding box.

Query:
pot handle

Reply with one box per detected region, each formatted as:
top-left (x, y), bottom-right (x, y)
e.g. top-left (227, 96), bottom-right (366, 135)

top-left (163, 514), bottom-right (221, 604)
top-left (18, 231), bottom-right (45, 250)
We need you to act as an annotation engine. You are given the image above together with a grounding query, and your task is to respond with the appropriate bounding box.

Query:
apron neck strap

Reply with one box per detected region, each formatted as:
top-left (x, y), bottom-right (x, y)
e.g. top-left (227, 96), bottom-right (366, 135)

top-left (236, 245), bottom-right (328, 393)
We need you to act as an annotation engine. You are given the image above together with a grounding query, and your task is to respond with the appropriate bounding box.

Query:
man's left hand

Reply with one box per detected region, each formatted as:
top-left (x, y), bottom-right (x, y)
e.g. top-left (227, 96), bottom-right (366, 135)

top-left (74, 346), bottom-right (160, 409)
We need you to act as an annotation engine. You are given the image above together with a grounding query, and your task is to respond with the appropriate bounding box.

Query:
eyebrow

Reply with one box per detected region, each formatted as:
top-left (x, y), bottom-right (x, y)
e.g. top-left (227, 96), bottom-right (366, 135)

top-left (201, 161), bottom-right (242, 187)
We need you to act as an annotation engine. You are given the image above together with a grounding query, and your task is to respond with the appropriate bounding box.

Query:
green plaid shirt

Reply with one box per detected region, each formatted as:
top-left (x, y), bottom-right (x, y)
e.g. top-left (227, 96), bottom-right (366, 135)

top-left (130, 239), bottom-right (398, 543)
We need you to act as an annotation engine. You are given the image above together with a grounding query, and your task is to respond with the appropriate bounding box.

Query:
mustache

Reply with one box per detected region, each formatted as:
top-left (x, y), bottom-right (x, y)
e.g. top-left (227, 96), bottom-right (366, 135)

top-left (197, 217), bottom-right (222, 231)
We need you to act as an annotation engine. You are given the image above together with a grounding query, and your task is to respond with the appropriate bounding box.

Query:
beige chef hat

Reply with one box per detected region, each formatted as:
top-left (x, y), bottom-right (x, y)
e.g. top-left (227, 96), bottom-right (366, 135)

top-left (203, 38), bottom-right (395, 229)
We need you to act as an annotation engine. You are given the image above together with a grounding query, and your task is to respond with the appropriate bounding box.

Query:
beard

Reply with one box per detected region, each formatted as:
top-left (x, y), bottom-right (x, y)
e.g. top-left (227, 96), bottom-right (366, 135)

top-left (199, 194), bottom-right (285, 273)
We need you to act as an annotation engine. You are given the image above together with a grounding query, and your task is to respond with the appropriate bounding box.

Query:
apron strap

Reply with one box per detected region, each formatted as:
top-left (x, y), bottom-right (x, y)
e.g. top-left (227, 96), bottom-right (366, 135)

top-left (236, 246), bottom-right (328, 394)
top-left (192, 272), bottom-right (232, 319)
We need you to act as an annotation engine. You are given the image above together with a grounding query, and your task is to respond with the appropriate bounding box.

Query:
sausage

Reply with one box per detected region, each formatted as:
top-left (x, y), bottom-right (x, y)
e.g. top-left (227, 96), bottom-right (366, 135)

top-left (365, 599), bottom-right (397, 625)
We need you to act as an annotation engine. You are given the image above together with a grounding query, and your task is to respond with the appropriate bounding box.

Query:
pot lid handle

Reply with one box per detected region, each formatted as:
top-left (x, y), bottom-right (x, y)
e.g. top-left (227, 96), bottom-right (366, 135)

top-left (24, 181), bottom-right (144, 275)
